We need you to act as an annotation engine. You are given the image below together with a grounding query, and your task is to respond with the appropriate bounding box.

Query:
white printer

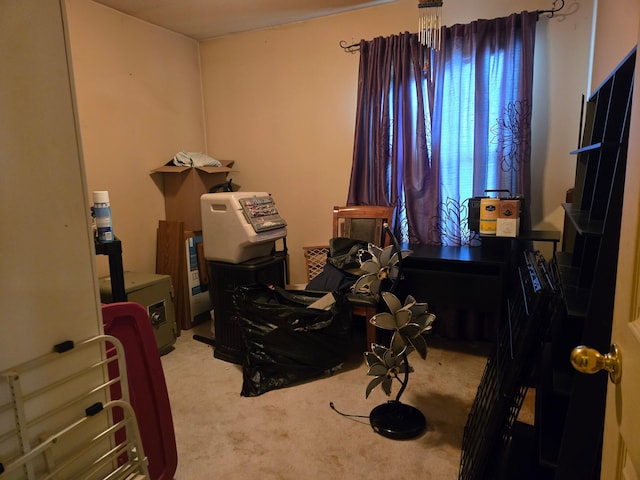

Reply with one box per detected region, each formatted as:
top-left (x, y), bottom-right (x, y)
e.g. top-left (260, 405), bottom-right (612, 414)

top-left (200, 192), bottom-right (287, 264)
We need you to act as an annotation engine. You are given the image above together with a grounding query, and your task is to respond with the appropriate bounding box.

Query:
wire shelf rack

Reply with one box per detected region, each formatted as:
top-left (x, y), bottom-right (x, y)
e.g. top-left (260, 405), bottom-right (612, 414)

top-left (0, 335), bottom-right (149, 480)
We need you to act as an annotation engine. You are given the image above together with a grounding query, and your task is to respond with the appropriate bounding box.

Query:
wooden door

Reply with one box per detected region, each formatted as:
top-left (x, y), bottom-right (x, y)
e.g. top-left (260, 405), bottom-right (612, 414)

top-left (599, 19), bottom-right (640, 479)
top-left (0, 0), bottom-right (102, 366)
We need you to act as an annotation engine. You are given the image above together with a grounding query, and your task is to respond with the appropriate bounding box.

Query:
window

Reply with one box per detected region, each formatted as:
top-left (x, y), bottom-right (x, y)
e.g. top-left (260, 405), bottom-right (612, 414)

top-left (349, 12), bottom-right (537, 246)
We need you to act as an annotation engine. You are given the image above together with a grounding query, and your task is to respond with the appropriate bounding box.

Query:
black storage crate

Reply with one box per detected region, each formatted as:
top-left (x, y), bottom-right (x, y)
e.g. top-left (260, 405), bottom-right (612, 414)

top-left (207, 255), bottom-right (286, 364)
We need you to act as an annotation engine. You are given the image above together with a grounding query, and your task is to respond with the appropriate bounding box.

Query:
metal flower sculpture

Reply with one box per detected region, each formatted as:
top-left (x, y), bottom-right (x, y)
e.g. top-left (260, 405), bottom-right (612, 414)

top-left (364, 343), bottom-right (411, 398)
top-left (351, 244), bottom-right (413, 297)
top-left (364, 292), bottom-right (436, 400)
top-left (343, 222), bottom-right (436, 439)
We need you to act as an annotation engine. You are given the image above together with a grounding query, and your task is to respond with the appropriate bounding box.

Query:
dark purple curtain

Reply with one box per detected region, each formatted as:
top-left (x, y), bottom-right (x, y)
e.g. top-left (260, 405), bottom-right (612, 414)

top-left (432, 11), bottom-right (537, 244)
top-left (346, 32), bottom-right (434, 244)
top-left (347, 12), bottom-right (537, 246)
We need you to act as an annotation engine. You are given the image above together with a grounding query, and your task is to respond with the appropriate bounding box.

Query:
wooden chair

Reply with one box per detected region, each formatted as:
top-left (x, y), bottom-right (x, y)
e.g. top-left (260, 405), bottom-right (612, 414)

top-left (332, 205), bottom-right (394, 247)
top-left (332, 205), bottom-right (395, 349)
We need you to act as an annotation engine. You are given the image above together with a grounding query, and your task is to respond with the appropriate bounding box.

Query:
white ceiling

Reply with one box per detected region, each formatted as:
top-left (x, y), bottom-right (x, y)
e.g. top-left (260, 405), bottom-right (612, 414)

top-left (92, 0), bottom-right (398, 40)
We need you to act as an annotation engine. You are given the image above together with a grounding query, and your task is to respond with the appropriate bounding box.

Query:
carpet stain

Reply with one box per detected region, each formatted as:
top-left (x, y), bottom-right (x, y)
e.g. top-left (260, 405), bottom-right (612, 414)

top-left (324, 454), bottom-right (344, 469)
top-left (263, 404), bottom-right (287, 416)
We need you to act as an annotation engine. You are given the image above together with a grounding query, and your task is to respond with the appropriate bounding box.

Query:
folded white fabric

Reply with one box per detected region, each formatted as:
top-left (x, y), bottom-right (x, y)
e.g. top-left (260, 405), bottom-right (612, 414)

top-left (172, 151), bottom-right (221, 167)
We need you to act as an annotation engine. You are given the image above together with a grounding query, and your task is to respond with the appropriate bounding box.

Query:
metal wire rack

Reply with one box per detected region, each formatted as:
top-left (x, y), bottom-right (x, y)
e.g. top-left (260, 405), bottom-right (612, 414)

top-left (0, 335), bottom-right (149, 480)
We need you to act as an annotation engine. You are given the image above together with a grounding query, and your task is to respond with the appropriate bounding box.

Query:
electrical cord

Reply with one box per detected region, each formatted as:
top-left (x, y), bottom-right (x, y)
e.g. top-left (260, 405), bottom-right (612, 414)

top-left (329, 402), bottom-right (370, 424)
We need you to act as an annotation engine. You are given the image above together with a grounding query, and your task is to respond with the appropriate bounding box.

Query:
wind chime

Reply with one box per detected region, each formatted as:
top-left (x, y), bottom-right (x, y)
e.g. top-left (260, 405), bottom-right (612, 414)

top-left (418, 1), bottom-right (443, 50)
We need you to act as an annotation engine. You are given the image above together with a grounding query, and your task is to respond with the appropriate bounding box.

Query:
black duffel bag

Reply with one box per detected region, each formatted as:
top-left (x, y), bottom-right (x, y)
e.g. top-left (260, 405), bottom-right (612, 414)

top-left (305, 237), bottom-right (368, 292)
top-left (232, 284), bottom-right (352, 397)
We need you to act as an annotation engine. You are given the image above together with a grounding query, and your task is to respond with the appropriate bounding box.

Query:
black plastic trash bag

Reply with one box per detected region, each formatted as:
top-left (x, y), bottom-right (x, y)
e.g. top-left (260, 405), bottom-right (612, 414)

top-left (232, 284), bottom-right (352, 397)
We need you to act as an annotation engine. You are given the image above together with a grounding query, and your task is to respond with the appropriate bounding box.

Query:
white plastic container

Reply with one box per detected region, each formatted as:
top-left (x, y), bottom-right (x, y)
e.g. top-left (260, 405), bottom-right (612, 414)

top-left (200, 192), bottom-right (286, 263)
top-left (93, 190), bottom-right (114, 242)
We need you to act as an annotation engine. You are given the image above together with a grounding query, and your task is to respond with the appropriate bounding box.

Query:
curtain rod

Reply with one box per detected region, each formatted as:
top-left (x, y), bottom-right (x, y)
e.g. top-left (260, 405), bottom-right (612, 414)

top-left (339, 0), bottom-right (565, 53)
top-left (339, 40), bottom-right (360, 53)
top-left (537, 0), bottom-right (565, 18)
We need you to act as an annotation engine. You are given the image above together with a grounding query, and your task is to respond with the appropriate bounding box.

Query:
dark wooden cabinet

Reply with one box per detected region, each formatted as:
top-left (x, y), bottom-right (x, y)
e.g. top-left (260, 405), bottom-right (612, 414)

top-left (537, 47), bottom-right (636, 479)
top-left (398, 231), bottom-right (560, 340)
top-left (400, 244), bottom-right (509, 315)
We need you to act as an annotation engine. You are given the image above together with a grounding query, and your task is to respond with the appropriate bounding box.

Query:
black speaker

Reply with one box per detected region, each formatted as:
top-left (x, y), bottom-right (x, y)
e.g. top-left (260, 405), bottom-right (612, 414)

top-left (468, 197), bottom-right (483, 232)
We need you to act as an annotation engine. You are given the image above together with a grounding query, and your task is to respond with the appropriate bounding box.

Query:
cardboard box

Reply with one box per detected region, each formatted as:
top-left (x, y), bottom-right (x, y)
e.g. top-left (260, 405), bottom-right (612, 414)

top-left (496, 217), bottom-right (520, 237)
top-left (151, 160), bottom-right (234, 231)
top-left (496, 198), bottom-right (520, 237)
top-left (498, 199), bottom-right (520, 219)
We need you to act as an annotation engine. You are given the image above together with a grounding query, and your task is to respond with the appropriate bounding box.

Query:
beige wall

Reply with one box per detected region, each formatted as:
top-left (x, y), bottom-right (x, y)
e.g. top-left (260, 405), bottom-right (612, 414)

top-left (65, 0), bottom-right (206, 278)
top-left (592, 0), bottom-right (638, 90)
top-left (66, 0), bottom-right (597, 285)
top-left (201, 0), bottom-right (595, 282)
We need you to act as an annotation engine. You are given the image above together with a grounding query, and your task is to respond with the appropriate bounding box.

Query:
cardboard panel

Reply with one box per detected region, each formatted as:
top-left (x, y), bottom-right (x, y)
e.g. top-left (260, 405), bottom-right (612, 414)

top-left (151, 161), bottom-right (234, 231)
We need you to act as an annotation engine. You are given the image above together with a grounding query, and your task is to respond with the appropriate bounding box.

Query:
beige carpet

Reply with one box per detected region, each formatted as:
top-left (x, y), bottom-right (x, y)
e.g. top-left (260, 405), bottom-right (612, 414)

top-left (159, 321), bottom-right (512, 480)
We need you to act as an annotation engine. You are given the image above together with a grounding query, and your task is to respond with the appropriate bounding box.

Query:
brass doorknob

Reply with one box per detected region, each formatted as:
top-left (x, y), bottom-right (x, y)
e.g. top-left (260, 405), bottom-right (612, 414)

top-left (570, 344), bottom-right (621, 384)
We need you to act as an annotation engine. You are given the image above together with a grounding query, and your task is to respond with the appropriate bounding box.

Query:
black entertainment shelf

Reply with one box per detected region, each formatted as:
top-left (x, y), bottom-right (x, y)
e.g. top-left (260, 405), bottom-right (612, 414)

top-left (542, 48), bottom-right (635, 479)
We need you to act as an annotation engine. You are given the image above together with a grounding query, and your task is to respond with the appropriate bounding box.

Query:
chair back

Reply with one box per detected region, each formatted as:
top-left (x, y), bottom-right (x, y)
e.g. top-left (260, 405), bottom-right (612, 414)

top-left (332, 205), bottom-right (394, 247)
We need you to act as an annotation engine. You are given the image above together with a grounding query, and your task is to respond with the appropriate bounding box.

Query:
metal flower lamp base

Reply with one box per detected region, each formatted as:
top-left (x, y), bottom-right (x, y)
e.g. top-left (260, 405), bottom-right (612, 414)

top-left (368, 352), bottom-right (427, 439)
top-left (370, 401), bottom-right (427, 440)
